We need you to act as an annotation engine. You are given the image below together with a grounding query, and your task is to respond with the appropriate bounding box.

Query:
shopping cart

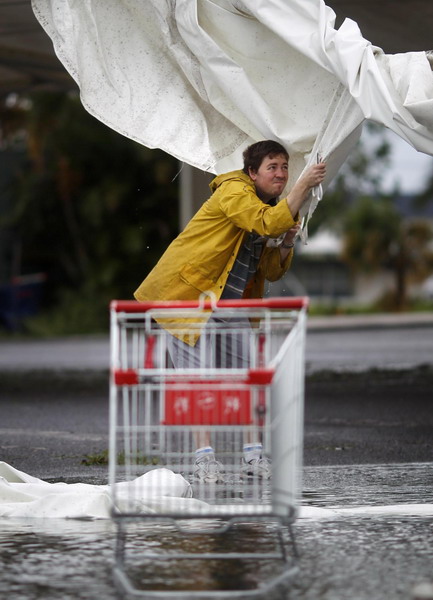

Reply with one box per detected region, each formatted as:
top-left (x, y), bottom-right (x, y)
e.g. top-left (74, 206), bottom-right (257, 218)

top-left (109, 296), bottom-right (308, 598)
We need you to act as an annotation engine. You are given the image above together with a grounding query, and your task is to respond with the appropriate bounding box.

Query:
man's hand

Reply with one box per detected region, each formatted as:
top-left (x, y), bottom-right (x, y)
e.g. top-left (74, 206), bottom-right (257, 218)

top-left (300, 161), bottom-right (326, 188)
top-left (283, 223), bottom-right (301, 247)
top-left (279, 223), bottom-right (300, 264)
top-left (285, 161), bottom-right (327, 216)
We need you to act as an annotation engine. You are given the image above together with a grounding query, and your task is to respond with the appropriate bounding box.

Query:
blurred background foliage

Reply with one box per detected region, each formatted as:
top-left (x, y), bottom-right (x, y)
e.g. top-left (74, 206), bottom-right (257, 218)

top-left (341, 196), bottom-right (433, 310)
top-left (307, 120), bottom-right (393, 239)
top-left (0, 92), bottom-right (179, 335)
top-left (0, 93), bottom-right (432, 335)
top-left (307, 122), bottom-right (433, 312)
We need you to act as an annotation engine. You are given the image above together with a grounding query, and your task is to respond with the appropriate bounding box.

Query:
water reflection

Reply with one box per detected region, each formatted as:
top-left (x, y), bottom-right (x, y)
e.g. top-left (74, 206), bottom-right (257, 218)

top-left (0, 463), bottom-right (432, 600)
top-left (119, 521), bottom-right (290, 593)
top-left (0, 520), bottom-right (116, 600)
top-left (302, 462), bottom-right (433, 507)
top-left (291, 515), bottom-right (433, 600)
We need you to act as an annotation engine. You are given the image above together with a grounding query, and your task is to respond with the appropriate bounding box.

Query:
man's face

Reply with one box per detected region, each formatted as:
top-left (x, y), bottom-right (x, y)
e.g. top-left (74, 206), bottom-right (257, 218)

top-left (248, 153), bottom-right (289, 201)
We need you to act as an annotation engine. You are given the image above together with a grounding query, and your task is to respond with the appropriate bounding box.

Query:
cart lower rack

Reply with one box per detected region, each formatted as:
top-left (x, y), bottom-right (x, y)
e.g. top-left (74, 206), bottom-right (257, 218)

top-left (109, 297), bottom-right (307, 598)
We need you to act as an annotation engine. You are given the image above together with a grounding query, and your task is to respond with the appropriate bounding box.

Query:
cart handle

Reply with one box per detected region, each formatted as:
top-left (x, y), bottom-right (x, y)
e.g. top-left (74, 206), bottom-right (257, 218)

top-left (112, 367), bottom-right (275, 386)
top-left (111, 296), bottom-right (309, 313)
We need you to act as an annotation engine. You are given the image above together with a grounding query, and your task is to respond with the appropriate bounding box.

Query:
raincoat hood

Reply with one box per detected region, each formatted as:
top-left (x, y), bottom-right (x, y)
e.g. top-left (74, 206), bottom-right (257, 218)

top-left (209, 170), bottom-right (251, 193)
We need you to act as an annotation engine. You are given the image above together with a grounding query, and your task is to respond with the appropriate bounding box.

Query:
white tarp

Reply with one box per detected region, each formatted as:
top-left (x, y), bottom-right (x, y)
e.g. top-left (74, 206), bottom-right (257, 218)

top-left (1, 462), bottom-right (433, 520)
top-left (31, 0), bottom-right (433, 229)
top-left (0, 461), bottom-right (202, 519)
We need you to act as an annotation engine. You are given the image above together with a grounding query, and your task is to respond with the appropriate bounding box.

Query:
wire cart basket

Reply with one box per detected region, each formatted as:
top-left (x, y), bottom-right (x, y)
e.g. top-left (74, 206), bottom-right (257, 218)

top-left (109, 296), bottom-right (308, 598)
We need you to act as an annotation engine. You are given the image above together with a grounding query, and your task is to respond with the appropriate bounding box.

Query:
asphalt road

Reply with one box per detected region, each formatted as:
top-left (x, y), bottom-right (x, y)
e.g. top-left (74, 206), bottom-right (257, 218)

top-left (1, 312), bottom-right (433, 373)
top-left (306, 323), bottom-right (433, 373)
top-left (1, 368), bottom-right (432, 482)
top-left (1, 313), bottom-right (432, 481)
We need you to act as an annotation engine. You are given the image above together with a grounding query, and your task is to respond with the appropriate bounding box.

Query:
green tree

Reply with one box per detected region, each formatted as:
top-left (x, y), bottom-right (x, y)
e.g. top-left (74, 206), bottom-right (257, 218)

top-left (1, 92), bottom-right (179, 333)
top-left (307, 123), bottom-right (433, 311)
top-left (309, 122), bottom-right (392, 238)
top-left (341, 196), bottom-right (433, 310)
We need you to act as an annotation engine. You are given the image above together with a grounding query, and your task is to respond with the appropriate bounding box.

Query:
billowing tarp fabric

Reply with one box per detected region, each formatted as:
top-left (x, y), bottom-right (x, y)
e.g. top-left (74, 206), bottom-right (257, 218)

top-left (31, 0), bottom-right (433, 229)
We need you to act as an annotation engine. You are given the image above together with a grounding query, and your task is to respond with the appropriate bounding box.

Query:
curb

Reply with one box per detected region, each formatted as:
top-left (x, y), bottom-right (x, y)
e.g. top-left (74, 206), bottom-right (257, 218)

top-left (308, 312), bottom-right (433, 332)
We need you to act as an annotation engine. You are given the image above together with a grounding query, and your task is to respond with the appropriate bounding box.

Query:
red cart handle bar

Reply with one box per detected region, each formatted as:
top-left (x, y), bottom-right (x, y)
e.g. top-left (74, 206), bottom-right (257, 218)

top-left (111, 296), bottom-right (309, 313)
top-left (112, 367), bottom-right (275, 386)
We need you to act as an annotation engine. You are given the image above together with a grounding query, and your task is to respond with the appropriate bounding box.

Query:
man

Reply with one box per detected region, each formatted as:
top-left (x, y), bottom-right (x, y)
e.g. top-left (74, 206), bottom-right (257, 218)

top-left (134, 140), bottom-right (326, 482)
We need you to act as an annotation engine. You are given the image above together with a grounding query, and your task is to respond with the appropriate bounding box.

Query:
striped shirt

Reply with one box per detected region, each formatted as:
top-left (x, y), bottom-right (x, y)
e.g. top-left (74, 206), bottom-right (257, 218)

top-left (220, 232), bottom-right (266, 299)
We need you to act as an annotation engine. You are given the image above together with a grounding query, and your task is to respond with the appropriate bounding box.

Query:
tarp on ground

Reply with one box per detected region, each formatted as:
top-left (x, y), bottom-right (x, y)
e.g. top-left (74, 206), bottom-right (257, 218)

top-left (0, 461), bottom-right (198, 519)
top-left (1, 461), bottom-right (433, 520)
top-left (31, 0), bottom-right (433, 231)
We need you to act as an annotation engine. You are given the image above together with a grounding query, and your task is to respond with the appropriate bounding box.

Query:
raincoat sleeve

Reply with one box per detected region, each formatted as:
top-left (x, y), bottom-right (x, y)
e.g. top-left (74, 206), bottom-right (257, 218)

top-left (217, 181), bottom-right (295, 238)
top-left (258, 245), bottom-right (293, 282)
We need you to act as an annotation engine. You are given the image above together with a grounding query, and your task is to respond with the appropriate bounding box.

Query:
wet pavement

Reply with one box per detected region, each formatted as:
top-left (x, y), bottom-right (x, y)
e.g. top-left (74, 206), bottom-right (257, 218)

top-left (0, 463), bottom-right (431, 600)
top-left (1, 312), bottom-right (432, 479)
top-left (1, 312), bottom-right (433, 599)
top-left (1, 312), bottom-right (433, 374)
top-left (1, 365), bottom-right (432, 482)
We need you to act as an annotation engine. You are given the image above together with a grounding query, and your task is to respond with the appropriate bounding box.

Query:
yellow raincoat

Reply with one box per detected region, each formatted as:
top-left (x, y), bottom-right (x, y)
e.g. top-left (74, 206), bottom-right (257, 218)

top-left (134, 170), bottom-right (296, 344)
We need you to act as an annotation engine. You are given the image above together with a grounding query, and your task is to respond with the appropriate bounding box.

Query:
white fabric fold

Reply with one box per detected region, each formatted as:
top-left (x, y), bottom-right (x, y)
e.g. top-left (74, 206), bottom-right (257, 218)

top-left (0, 462), bottom-right (196, 519)
top-left (31, 0), bottom-right (433, 234)
top-left (1, 462), bottom-right (432, 520)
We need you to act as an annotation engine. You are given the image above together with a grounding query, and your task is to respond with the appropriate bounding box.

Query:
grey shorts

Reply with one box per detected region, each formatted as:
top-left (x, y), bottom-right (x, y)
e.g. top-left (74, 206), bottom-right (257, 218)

top-left (167, 316), bottom-right (251, 369)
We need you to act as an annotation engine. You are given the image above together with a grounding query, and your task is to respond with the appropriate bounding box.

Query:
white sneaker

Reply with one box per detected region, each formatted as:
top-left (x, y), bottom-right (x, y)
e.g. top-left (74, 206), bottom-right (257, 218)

top-left (194, 454), bottom-right (225, 483)
top-left (241, 456), bottom-right (271, 479)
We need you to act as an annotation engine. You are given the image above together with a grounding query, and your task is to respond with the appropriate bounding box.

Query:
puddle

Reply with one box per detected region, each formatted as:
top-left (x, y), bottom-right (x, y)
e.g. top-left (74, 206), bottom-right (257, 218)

top-left (0, 462), bottom-right (432, 599)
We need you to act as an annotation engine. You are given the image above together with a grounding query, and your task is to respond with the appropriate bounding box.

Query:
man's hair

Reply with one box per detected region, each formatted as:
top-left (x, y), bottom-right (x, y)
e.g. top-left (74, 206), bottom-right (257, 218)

top-left (242, 140), bottom-right (289, 175)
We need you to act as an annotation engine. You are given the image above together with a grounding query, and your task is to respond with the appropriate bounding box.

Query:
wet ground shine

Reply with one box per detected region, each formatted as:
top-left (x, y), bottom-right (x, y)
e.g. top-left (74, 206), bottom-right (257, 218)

top-left (0, 462), bottom-right (431, 600)
top-left (1, 334), bottom-right (432, 599)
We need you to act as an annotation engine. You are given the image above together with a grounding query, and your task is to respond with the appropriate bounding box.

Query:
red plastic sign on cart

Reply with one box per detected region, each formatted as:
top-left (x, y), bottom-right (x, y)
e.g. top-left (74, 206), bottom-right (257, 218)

top-left (164, 380), bottom-right (252, 425)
